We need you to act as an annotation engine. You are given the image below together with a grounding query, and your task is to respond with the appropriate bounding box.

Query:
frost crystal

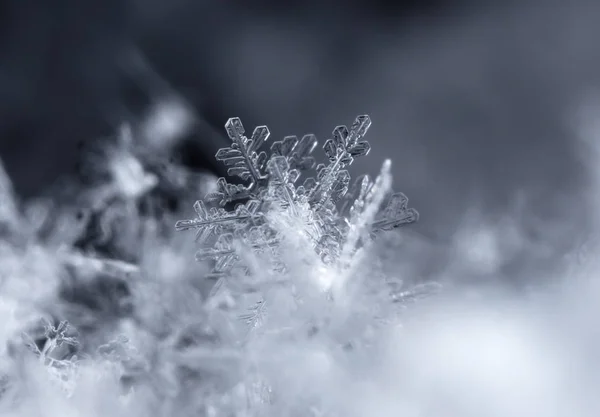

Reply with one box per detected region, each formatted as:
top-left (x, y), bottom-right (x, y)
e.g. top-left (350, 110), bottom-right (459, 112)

top-left (176, 114), bottom-right (418, 282)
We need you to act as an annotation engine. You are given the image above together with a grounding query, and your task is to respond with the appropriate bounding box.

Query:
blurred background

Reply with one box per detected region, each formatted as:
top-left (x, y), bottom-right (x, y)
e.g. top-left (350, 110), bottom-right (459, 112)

top-left (1, 0), bottom-right (599, 283)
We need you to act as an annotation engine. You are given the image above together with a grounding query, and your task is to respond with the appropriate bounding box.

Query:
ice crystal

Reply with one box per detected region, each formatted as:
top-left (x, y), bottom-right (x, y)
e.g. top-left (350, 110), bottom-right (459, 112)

top-left (176, 114), bottom-right (419, 288)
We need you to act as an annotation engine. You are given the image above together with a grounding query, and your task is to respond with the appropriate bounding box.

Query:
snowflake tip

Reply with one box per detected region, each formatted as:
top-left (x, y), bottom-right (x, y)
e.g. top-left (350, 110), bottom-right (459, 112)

top-left (250, 125), bottom-right (271, 153)
top-left (350, 140), bottom-right (371, 157)
top-left (270, 136), bottom-right (297, 157)
top-left (174, 218), bottom-right (199, 231)
top-left (225, 117), bottom-right (245, 139)
top-left (348, 114), bottom-right (372, 146)
top-left (193, 200), bottom-right (208, 220)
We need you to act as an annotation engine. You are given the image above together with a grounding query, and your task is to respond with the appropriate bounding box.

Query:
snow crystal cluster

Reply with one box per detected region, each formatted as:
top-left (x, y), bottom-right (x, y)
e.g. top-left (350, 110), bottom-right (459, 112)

top-left (176, 115), bottom-right (418, 291)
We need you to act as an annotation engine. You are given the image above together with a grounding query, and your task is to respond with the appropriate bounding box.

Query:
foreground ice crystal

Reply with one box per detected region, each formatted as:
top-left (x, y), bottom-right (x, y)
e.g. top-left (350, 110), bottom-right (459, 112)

top-left (176, 115), bottom-right (419, 284)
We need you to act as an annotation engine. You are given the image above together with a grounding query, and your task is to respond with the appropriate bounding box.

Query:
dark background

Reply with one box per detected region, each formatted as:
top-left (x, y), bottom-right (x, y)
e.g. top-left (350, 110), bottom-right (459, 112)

top-left (1, 0), bottom-right (598, 266)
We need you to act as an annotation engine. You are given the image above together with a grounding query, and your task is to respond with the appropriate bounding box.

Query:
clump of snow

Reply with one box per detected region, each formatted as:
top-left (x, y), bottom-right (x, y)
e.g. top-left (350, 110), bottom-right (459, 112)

top-left (0, 109), bottom-right (599, 417)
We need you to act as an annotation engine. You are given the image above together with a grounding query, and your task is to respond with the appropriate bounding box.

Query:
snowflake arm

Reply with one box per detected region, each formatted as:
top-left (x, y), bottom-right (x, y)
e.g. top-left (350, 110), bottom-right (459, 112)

top-left (196, 225), bottom-right (280, 276)
top-left (371, 192), bottom-right (419, 234)
top-left (208, 118), bottom-right (270, 205)
top-left (175, 200), bottom-right (261, 244)
top-left (308, 115), bottom-right (371, 207)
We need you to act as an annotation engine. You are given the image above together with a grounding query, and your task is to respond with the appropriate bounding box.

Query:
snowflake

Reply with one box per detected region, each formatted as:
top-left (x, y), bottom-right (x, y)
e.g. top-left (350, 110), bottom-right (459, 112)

top-left (176, 114), bottom-right (418, 282)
